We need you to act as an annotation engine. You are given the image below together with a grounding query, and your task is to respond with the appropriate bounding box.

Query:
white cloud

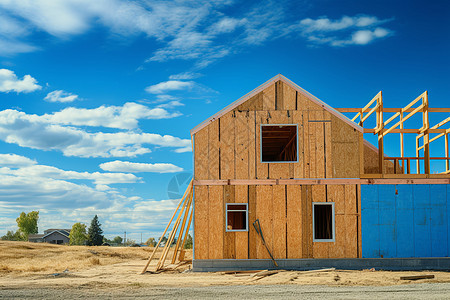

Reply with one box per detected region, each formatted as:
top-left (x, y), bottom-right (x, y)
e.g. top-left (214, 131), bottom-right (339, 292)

top-left (291, 15), bottom-right (392, 47)
top-left (100, 160), bottom-right (183, 173)
top-left (169, 72), bottom-right (202, 80)
top-left (0, 153), bottom-right (37, 167)
top-left (0, 109), bottom-right (191, 158)
top-left (44, 90), bottom-right (79, 103)
top-left (145, 80), bottom-right (194, 94)
top-left (157, 100), bottom-right (184, 109)
top-left (0, 68), bottom-right (41, 93)
top-left (44, 102), bottom-right (181, 129)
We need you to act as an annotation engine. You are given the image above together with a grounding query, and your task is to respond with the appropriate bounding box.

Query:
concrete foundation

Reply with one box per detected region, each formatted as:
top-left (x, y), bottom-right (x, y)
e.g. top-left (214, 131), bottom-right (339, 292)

top-left (193, 258), bottom-right (450, 272)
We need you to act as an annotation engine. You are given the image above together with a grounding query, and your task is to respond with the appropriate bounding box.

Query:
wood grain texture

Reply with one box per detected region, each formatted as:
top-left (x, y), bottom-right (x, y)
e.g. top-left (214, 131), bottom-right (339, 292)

top-left (208, 185), bottom-right (223, 259)
top-left (208, 120), bottom-right (220, 180)
top-left (345, 185), bottom-right (357, 215)
top-left (194, 127), bottom-right (208, 180)
top-left (302, 186), bottom-right (313, 258)
top-left (194, 186), bottom-right (208, 259)
top-left (272, 185), bottom-right (286, 258)
top-left (283, 80), bottom-right (297, 110)
top-left (249, 111), bottom-right (256, 179)
top-left (287, 185), bottom-right (302, 258)
top-left (263, 83), bottom-right (276, 110)
top-left (256, 185), bottom-right (273, 259)
top-left (235, 111), bottom-right (249, 180)
top-left (248, 185), bottom-right (257, 258)
top-left (220, 112), bottom-right (235, 180)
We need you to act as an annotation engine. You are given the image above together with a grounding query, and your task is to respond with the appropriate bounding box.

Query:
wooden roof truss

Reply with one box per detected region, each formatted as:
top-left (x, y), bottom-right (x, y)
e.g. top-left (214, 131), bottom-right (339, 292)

top-left (338, 91), bottom-right (450, 176)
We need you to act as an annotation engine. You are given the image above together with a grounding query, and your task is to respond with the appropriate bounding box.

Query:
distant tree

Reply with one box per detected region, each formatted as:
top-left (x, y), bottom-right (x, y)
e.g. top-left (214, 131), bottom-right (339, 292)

top-left (69, 223), bottom-right (87, 245)
top-left (112, 236), bottom-right (123, 245)
top-left (146, 237), bottom-right (156, 247)
top-left (184, 234), bottom-right (193, 249)
top-left (87, 215), bottom-right (103, 246)
top-left (159, 236), bottom-right (168, 244)
top-left (1, 230), bottom-right (25, 241)
top-left (16, 211), bottom-right (39, 240)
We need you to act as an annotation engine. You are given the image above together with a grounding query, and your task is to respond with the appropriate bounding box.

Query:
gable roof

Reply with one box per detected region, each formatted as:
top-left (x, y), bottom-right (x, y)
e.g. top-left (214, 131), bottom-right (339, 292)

top-left (42, 230), bottom-right (70, 239)
top-left (191, 74), bottom-right (363, 135)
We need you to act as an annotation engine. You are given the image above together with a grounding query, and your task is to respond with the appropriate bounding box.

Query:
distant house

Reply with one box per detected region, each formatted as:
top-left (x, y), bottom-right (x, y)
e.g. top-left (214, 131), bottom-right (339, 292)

top-left (28, 229), bottom-right (71, 244)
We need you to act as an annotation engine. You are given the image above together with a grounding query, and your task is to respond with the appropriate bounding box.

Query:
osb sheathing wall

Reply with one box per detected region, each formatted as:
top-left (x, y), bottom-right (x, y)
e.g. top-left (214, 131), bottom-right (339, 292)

top-left (194, 80), bottom-right (362, 259)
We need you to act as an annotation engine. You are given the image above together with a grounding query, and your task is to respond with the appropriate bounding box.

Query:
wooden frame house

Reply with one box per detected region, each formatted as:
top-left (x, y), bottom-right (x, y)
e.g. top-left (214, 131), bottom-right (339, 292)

top-left (190, 74), bottom-right (450, 271)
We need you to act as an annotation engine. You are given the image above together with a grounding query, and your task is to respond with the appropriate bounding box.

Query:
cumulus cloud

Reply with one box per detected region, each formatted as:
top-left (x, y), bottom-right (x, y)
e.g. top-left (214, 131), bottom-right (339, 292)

top-left (0, 68), bottom-right (41, 93)
top-left (44, 102), bottom-right (181, 129)
top-left (145, 80), bottom-right (194, 94)
top-left (290, 15), bottom-right (392, 47)
top-left (100, 160), bottom-right (183, 173)
top-left (0, 153), bottom-right (37, 167)
top-left (44, 90), bottom-right (79, 103)
top-left (0, 109), bottom-right (191, 158)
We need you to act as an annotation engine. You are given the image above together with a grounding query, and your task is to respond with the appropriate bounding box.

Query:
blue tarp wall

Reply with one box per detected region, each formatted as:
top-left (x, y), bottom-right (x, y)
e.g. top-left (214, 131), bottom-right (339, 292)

top-left (361, 184), bottom-right (450, 258)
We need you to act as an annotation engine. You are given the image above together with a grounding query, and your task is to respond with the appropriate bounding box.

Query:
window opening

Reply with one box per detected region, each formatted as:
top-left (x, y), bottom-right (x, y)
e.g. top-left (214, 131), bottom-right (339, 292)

top-left (261, 125), bottom-right (298, 162)
top-left (313, 202), bottom-right (335, 242)
top-left (226, 203), bottom-right (248, 232)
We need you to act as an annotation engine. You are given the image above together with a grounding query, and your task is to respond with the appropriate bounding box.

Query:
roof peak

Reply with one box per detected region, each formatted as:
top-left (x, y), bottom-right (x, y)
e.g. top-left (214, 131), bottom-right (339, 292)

top-left (191, 74), bottom-right (362, 135)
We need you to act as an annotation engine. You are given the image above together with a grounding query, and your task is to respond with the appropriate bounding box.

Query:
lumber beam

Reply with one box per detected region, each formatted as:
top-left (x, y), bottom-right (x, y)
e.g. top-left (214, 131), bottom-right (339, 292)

top-left (337, 108), bottom-right (450, 113)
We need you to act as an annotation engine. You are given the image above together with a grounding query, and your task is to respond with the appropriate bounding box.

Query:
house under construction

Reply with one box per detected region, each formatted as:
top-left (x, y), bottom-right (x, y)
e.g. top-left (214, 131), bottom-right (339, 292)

top-left (145, 74), bottom-right (450, 272)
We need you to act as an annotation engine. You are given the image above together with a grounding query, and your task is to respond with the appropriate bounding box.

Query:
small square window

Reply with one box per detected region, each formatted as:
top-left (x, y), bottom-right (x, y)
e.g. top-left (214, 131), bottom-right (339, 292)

top-left (226, 203), bottom-right (248, 232)
top-left (261, 125), bottom-right (298, 162)
top-left (313, 202), bottom-right (335, 242)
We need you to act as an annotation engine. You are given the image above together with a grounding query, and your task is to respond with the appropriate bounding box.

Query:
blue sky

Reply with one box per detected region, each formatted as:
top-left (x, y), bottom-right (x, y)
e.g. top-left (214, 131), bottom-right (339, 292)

top-left (0, 0), bottom-right (449, 241)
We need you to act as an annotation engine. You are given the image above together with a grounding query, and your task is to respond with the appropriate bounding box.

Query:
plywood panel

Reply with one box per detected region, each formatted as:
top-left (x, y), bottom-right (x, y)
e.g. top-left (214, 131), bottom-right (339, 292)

top-left (256, 185), bottom-right (273, 259)
top-left (275, 81), bottom-right (284, 110)
top-left (292, 111), bottom-right (304, 178)
top-left (220, 112), bottom-right (235, 179)
top-left (208, 186), bottom-right (223, 259)
top-left (332, 142), bottom-right (360, 178)
top-left (345, 185), bottom-right (357, 215)
top-left (256, 111), bottom-right (268, 179)
top-left (249, 112), bottom-right (256, 179)
top-left (325, 121), bottom-right (332, 178)
top-left (287, 185), bottom-right (302, 258)
top-left (194, 186), bottom-right (208, 259)
top-left (236, 92), bottom-right (263, 111)
top-left (223, 185), bottom-right (236, 259)
top-left (303, 112), bottom-right (311, 178)
top-left (268, 111), bottom-right (290, 179)
top-left (283, 81), bottom-right (297, 110)
top-left (302, 185), bottom-right (313, 258)
top-left (194, 127), bottom-right (208, 180)
top-left (329, 214), bottom-right (345, 258)
top-left (328, 185), bottom-right (345, 214)
top-left (272, 185), bottom-right (286, 258)
top-left (345, 215), bottom-right (358, 258)
top-left (262, 83), bottom-right (275, 110)
top-left (297, 93), bottom-right (309, 110)
top-left (208, 120), bottom-right (220, 180)
top-left (248, 185), bottom-right (257, 258)
top-left (235, 111), bottom-right (249, 179)
top-left (235, 185), bottom-right (248, 259)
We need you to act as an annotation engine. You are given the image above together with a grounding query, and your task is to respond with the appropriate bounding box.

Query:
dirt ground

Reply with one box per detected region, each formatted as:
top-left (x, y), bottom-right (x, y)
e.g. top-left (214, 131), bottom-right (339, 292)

top-left (1, 241), bottom-right (450, 299)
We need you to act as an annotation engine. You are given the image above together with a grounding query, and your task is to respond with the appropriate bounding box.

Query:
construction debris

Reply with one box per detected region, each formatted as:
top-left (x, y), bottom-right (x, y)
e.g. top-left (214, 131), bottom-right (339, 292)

top-left (400, 275), bottom-right (435, 281)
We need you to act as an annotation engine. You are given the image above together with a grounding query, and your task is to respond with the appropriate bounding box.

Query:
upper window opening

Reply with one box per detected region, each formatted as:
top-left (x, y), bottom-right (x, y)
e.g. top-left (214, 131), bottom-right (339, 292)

top-left (313, 202), bottom-right (335, 242)
top-left (261, 125), bottom-right (298, 162)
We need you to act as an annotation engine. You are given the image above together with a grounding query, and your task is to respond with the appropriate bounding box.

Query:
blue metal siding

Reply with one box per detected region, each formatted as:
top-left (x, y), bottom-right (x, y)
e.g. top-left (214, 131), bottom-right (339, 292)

top-left (361, 184), bottom-right (449, 258)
